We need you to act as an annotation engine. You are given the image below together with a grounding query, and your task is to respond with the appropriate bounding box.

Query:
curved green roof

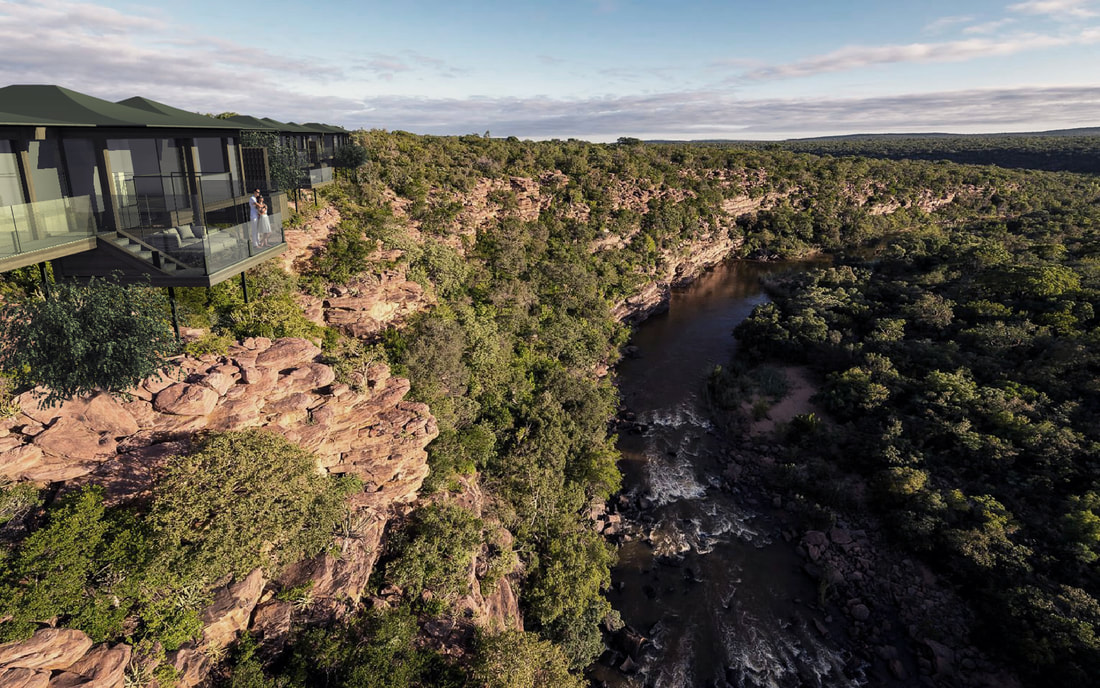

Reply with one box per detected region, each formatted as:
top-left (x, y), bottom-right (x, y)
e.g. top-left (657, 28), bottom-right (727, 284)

top-left (259, 117), bottom-right (315, 134)
top-left (0, 85), bottom-right (234, 128)
top-left (0, 109), bottom-right (74, 127)
top-left (224, 114), bottom-right (279, 131)
top-left (303, 122), bottom-right (344, 133)
top-left (289, 122), bottom-right (326, 134)
top-left (116, 96), bottom-right (242, 129)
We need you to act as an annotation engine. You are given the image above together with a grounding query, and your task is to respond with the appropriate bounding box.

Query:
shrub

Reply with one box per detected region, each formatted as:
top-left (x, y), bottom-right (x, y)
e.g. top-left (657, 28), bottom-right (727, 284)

top-left (383, 503), bottom-right (482, 608)
top-left (282, 606), bottom-right (466, 688)
top-left (0, 487), bottom-right (147, 643)
top-left (471, 630), bottom-right (583, 688)
top-left (0, 480), bottom-right (40, 529)
top-left (149, 430), bottom-right (361, 583)
top-left (0, 276), bottom-right (177, 407)
top-left (306, 221), bottom-right (376, 285)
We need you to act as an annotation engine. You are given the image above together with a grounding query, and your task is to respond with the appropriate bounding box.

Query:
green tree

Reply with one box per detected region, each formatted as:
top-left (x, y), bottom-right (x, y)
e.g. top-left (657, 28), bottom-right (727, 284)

top-left (335, 144), bottom-right (370, 183)
top-left (282, 606), bottom-right (465, 688)
top-left (0, 276), bottom-right (177, 407)
top-left (383, 503), bottom-right (483, 609)
top-left (472, 630), bottom-right (583, 688)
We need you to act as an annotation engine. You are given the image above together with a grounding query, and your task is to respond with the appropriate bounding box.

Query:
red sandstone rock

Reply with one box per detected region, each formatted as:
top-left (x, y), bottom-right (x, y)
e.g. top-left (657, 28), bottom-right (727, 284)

top-left (153, 383), bottom-right (219, 416)
top-left (0, 628), bottom-right (94, 671)
top-left (0, 335), bottom-right (439, 687)
top-left (284, 363), bottom-right (336, 389)
top-left (255, 338), bottom-right (320, 369)
top-left (0, 668), bottom-right (50, 688)
top-left (33, 417), bottom-right (116, 461)
top-left (167, 645), bottom-right (210, 688)
top-left (71, 394), bottom-right (140, 438)
top-left (0, 444), bottom-right (45, 481)
top-left (68, 441), bottom-right (188, 506)
top-left (250, 600), bottom-right (294, 656)
top-left (48, 642), bottom-right (130, 688)
top-left (200, 568), bottom-right (266, 650)
top-left (322, 275), bottom-right (430, 339)
top-left (199, 370), bottom-right (237, 397)
top-left (141, 372), bottom-right (175, 396)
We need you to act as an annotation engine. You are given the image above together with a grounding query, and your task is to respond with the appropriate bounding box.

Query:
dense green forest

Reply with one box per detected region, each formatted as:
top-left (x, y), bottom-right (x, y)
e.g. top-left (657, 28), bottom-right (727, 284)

top-left (2, 131), bottom-right (1099, 686)
top-left (750, 133), bottom-right (1100, 174)
top-left (723, 176), bottom-right (1100, 682)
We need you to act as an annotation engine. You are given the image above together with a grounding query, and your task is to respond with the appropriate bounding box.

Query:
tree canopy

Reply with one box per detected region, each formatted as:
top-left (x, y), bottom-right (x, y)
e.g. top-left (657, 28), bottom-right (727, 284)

top-left (0, 276), bottom-right (177, 407)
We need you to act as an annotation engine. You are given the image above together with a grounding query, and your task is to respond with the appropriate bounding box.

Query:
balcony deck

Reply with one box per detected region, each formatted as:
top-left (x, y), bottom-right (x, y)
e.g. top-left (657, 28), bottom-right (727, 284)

top-left (0, 196), bottom-right (99, 272)
top-left (53, 195), bottom-right (289, 288)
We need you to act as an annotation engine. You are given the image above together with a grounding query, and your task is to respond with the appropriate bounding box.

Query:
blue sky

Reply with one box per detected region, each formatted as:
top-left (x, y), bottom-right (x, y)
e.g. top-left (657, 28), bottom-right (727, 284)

top-left (2, 0), bottom-right (1099, 140)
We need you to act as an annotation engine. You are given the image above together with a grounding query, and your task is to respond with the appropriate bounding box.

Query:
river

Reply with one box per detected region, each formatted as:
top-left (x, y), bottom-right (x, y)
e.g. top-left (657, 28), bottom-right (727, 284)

top-left (598, 259), bottom-right (865, 688)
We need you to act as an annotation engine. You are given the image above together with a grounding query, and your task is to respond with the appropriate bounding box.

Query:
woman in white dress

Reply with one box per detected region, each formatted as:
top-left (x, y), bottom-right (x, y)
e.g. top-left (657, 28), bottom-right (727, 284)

top-left (256, 194), bottom-right (273, 248)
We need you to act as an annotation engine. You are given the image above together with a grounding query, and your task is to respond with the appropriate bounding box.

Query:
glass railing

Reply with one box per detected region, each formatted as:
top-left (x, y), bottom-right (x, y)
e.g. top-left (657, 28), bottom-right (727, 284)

top-left (0, 196), bottom-right (97, 261)
top-left (308, 166), bottom-right (334, 186)
top-left (116, 192), bottom-right (192, 232)
top-left (131, 210), bottom-right (285, 277)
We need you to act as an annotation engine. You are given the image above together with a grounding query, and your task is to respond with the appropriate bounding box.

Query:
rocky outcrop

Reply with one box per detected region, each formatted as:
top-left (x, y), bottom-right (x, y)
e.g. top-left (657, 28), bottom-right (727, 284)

top-left (0, 668), bottom-right (50, 688)
top-left (449, 476), bottom-right (523, 633)
top-left (322, 269), bottom-right (432, 339)
top-left (200, 569), bottom-right (266, 651)
top-left (2, 338), bottom-right (436, 504)
top-left (276, 508), bottom-right (392, 622)
top-left (0, 337), bottom-right (438, 686)
top-left (611, 230), bottom-right (742, 323)
top-left (281, 208), bottom-right (434, 338)
top-left (47, 643), bottom-right (130, 688)
top-left (0, 629), bottom-right (94, 672)
top-left (0, 629), bottom-right (129, 688)
top-left (280, 204), bottom-right (342, 274)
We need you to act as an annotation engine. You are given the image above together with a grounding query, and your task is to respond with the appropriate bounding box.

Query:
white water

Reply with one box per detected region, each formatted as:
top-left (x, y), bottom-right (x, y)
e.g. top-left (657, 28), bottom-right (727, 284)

top-left (606, 261), bottom-right (865, 688)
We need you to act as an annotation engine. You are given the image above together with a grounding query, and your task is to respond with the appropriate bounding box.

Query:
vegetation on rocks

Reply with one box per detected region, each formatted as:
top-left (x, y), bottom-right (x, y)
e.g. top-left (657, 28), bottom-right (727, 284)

top-left (3, 128), bottom-right (1100, 685)
top-left (215, 130), bottom-right (1099, 684)
top-left (0, 431), bottom-right (355, 652)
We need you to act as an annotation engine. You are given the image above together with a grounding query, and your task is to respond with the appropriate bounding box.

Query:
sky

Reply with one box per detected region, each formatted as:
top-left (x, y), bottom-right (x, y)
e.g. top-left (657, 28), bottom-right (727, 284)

top-left (2, 0), bottom-right (1099, 141)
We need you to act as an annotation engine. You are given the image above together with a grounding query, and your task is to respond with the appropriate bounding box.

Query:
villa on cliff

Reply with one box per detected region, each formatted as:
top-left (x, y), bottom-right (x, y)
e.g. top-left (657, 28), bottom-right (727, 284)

top-left (225, 114), bottom-right (347, 189)
top-left (0, 85), bottom-right (349, 287)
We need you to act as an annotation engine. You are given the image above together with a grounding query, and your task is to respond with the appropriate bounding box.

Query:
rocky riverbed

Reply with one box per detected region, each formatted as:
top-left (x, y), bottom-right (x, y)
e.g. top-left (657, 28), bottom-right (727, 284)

top-left (596, 423), bottom-right (1022, 688)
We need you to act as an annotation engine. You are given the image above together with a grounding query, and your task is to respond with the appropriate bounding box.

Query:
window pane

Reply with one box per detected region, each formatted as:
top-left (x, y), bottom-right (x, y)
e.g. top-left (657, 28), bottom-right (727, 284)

top-left (62, 138), bottom-right (103, 214)
top-left (0, 141), bottom-right (24, 207)
top-left (27, 140), bottom-right (65, 202)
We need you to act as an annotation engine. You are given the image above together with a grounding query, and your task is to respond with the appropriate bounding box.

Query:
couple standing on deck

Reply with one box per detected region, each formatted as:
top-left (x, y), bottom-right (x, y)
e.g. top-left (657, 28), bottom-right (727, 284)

top-left (249, 189), bottom-right (272, 248)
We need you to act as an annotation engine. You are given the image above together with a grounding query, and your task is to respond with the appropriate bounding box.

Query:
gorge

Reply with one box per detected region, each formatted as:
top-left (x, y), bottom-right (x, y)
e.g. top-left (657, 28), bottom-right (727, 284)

top-left (2, 132), bottom-right (1099, 687)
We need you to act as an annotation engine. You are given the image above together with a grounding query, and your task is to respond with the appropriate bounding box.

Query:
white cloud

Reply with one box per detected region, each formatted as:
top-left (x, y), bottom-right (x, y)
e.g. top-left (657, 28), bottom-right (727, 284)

top-left (962, 18), bottom-right (1018, 34)
top-left (343, 85), bottom-right (1100, 140)
top-left (0, 0), bottom-right (456, 122)
top-left (2, 0), bottom-right (1098, 140)
top-left (736, 29), bottom-right (1100, 81)
top-left (924, 15), bottom-right (976, 32)
top-left (1008, 0), bottom-right (1099, 18)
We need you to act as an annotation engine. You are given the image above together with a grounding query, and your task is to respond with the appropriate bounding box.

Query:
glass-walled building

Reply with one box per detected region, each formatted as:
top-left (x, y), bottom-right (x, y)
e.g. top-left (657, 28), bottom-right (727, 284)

top-left (0, 86), bottom-right (288, 286)
top-left (0, 111), bottom-right (99, 271)
top-left (231, 116), bottom-right (349, 192)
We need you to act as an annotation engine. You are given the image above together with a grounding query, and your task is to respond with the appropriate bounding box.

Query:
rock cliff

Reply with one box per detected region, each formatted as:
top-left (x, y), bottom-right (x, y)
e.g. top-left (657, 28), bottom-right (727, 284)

top-left (0, 337), bottom-right (437, 686)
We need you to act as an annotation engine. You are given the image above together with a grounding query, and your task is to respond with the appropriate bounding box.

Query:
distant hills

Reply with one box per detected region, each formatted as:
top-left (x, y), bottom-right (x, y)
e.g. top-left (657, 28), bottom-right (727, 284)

top-left (646, 127), bottom-right (1100, 174)
top-left (783, 126), bottom-right (1100, 142)
top-left (648, 126), bottom-right (1100, 145)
